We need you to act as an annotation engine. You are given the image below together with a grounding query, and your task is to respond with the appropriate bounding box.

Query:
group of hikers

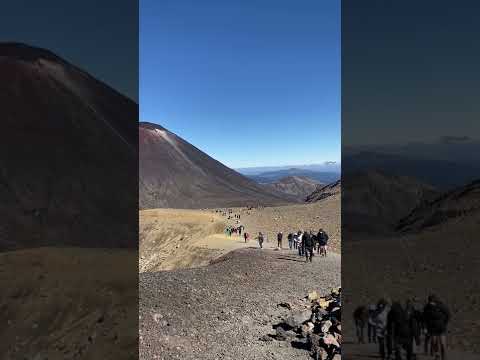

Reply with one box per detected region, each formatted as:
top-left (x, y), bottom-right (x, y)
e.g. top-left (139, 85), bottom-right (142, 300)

top-left (255, 229), bottom-right (329, 263)
top-left (225, 225), bottom-right (244, 236)
top-left (354, 294), bottom-right (450, 360)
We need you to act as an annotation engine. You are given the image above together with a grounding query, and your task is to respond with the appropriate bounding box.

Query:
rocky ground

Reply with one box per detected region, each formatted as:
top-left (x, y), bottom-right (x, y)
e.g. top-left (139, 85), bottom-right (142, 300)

top-left (0, 248), bottom-right (138, 360)
top-left (140, 248), bottom-right (340, 359)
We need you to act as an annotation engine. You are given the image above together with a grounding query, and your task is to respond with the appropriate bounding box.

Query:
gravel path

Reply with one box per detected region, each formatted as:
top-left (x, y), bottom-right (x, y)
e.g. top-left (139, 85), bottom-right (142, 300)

top-left (140, 248), bottom-right (340, 359)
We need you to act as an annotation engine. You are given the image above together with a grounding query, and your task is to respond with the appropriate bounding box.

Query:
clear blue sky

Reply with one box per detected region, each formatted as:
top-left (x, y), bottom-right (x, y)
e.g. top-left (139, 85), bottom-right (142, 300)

top-left (141, 0), bottom-right (340, 168)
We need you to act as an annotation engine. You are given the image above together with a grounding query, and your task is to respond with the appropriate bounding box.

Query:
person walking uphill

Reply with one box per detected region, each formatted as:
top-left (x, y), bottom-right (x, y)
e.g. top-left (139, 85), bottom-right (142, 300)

top-left (303, 231), bottom-right (315, 262)
top-left (423, 294), bottom-right (450, 360)
top-left (374, 298), bottom-right (392, 360)
top-left (353, 305), bottom-right (368, 344)
top-left (316, 228), bottom-right (329, 256)
top-left (287, 233), bottom-right (293, 249)
top-left (257, 232), bottom-right (264, 249)
top-left (277, 232), bottom-right (283, 249)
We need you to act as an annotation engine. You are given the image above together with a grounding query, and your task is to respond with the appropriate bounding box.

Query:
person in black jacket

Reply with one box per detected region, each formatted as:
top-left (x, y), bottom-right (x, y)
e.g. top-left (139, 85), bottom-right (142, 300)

top-left (287, 232), bottom-right (293, 249)
top-left (387, 301), bottom-right (417, 360)
top-left (423, 294), bottom-right (450, 360)
top-left (303, 231), bottom-right (315, 262)
top-left (316, 228), bottom-right (329, 256)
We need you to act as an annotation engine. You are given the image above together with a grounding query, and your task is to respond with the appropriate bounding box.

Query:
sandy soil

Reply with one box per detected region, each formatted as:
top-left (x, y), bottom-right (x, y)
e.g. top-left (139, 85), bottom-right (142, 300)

top-left (140, 194), bottom-right (340, 272)
top-left (0, 247), bottom-right (137, 360)
top-left (223, 194), bottom-right (341, 253)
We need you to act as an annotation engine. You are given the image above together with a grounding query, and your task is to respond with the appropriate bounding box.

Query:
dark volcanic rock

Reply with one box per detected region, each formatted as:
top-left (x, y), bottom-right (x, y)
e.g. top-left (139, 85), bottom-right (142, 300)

top-left (0, 43), bottom-right (137, 250)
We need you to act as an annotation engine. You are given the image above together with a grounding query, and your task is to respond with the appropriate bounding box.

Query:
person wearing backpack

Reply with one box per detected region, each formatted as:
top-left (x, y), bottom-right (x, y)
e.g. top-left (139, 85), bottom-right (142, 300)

top-left (317, 228), bottom-right (329, 256)
top-left (303, 231), bottom-right (315, 263)
top-left (423, 294), bottom-right (450, 360)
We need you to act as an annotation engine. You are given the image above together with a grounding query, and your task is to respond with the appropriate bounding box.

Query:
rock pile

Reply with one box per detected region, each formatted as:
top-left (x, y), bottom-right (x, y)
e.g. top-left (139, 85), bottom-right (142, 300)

top-left (269, 288), bottom-right (342, 360)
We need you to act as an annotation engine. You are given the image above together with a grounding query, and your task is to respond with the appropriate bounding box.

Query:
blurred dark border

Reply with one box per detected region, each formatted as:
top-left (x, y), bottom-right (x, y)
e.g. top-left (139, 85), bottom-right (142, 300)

top-left (342, 0), bottom-right (480, 358)
top-left (0, 1), bottom-right (139, 358)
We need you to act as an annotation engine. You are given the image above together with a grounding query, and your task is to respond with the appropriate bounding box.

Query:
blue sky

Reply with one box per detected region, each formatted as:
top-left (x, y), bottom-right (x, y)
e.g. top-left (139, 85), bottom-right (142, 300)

top-left (141, 0), bottom-right (340, 168)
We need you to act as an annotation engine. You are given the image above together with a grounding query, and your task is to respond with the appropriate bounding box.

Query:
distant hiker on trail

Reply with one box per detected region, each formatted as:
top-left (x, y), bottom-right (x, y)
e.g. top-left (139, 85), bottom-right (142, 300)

top-left (353, 305), bottom-right (368, 344)
top-left (368, 304), bottom-right (377, 343)
top-left (257, 232), bottom-right (264, 249)
top-left (423, 294), bottom-right (450, 360)
top-left (316, 228), bottom-right (329, 256)
top-left (374, 298), bottom-right (392, 360)
top-left (277, 232), bottom-right (283, 249)
top-left (303, 231), bottom-right (315, 263)
top-left (293, 233), bottom-right (298, 249)
top-left (244, 232), bottom-right (249, 243)
top-left (297, 231), bottom-right (304, 256)
top-left (287, 233), bottom-right (293, 249)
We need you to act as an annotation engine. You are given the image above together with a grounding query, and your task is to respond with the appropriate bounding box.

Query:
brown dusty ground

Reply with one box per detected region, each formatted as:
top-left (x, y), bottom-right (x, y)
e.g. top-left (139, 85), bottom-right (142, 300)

top-left (343, 216), bottom-right (480, 355)
top-left (139, 194), bottom-right (340, 272)
top-left (0, 247), bottom-right (138, 360)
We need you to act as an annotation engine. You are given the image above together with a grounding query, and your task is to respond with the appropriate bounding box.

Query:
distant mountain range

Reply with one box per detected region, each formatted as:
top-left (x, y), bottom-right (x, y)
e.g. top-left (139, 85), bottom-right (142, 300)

top-left (236, 162), bottom-right (341, 176)
top-left (261, 176), bottom-right (322, 200)
top-left (246, 168), bottom-right (340, 185)
top-left (344, 148), bottom-right (480, 190)
top-left (140, 122), bottom-right (295, 209)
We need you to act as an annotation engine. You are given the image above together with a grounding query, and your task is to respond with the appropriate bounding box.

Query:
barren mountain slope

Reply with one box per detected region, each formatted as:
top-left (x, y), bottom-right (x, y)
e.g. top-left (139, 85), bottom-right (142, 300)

top-left (306, 180), bottom-right (341, 202)
top-left (397, 179), bottom-right (480, 232)
top-left (262, 176), bottom-right (322, 199)
top-left (0, 42), bottom-right (137, 250)
top-left (342, 171), bottom-right (439, 235)
top-left (139, 122), bottom-right (294, 209)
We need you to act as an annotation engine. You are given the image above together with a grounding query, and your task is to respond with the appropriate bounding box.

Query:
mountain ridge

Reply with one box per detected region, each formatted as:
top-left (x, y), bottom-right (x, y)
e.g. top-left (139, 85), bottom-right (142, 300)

top-left (139, 122), bottom-right (295, 209)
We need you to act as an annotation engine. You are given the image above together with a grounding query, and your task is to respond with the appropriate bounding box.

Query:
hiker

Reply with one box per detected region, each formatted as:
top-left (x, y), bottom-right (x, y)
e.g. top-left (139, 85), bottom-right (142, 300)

top-left (353, 305), bottom-right (368, 343)
top-left (368, 304), bottom-right (377, 343)
top-left (303, 231), bottom-right (315, 263)
top-left (405, 299), bottom-right (421, 358)
top-left (423, 294), bottom-right (450, 360)
top-left (387, 301), bottom-right (415, 360)
top-left (297, 231), bottom-right (304, 256)
top-left (293, 233), bottom-right (298, 249)
top-left (317, 228), bottom-right (329, 256)
top-left (243, 232), bottom-right (249, 243)
top-left (257, 232), bottom-right (264, 249)
top-left (238, 226), bottom-right (242, 236)
top-left (287, 232), bottom-right (293, 249)
top-left (277, 232), bottom-right (283, 249)
top-left (374, 298), bottom-right (392, 360)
